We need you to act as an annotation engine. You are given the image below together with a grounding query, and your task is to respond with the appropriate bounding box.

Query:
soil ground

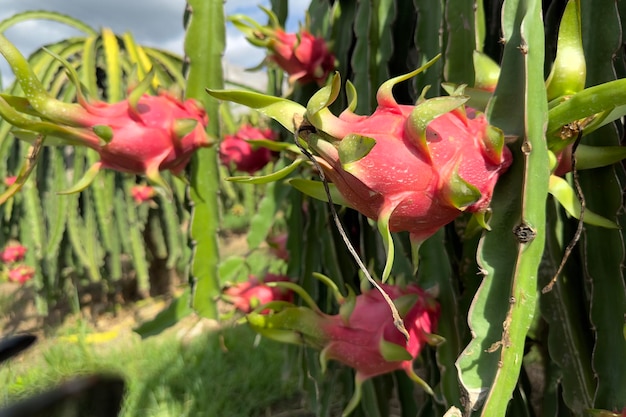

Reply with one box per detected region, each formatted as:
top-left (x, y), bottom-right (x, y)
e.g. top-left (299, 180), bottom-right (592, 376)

top-left (0, 233), bottom-right (250, 338)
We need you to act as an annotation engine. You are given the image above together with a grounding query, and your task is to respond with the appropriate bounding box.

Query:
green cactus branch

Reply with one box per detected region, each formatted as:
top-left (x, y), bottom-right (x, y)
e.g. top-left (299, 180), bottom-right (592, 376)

top-left (456, 0), bottom-right (549, 415)
top-left (185, 0), bottom-right (225, 319)
top-left (579, 0), bottom-right (626, 409)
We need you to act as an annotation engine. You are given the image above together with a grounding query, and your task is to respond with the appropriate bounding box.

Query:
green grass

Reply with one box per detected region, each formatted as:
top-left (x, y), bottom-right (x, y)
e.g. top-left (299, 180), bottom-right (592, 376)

top-left (0, 323), bottom-right (298, 417)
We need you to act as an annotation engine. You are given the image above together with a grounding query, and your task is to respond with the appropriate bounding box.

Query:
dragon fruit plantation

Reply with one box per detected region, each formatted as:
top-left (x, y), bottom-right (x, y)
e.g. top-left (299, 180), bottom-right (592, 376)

top-left (0, 0), bottom-right (625, 416)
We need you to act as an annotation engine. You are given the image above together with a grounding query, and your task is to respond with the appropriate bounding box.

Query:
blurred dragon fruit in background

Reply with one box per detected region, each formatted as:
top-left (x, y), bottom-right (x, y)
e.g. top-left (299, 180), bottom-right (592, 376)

top-left (229, 8), bottom-right (336, 85)
top-left (7, 265), bottom-right (35, 284)
top-left (219, 124), bottom-right (278, 174)
top-left (0, 243), bottom-right (27, 264)
top-left (130, 185), bottom-right (156, 204)
top-left (222, 274), bottom-right (294, 313)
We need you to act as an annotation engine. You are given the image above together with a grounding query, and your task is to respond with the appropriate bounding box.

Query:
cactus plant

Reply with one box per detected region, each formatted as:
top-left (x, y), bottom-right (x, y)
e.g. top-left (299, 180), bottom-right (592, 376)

top-left (2, 1), bottom-right (626, 416)
top-left (0, 11), bottom-right (193, 310)
top-left (207, 0), bottom-right (626, 415)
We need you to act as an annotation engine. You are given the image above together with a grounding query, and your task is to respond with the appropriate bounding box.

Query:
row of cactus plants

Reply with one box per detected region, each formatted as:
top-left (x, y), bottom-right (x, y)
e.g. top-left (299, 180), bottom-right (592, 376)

top-left (0, 10), bottom-right (280, 315)
top-left (0, 11), bottom-right (197, 311)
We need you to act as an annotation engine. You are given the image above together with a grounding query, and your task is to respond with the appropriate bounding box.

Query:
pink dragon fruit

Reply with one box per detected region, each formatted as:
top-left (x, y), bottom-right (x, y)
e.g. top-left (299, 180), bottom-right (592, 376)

top-left (222, 273), bottom-right (294, 313)
top-left (301, 70), bottom-right (512, 244)
top-left (246, 281), bottom-right (439, 415)
top-left (207, 58), bottom-right (512, 282)
top-left (78, 91), bottom-right (210, 176)
top-left (131, 185), bottom-right (156, 204)
top-left (0, 243), bottom-right (27, 263)
top-left (320, 283), bottom-right (439, 381)
top-left (229, 10), bottom-right (335, 85)
top-left (267, 233), bottom-right (289, 261)
top-left (219, 124), bottom-right (277, 174)
top-left (0, 34), bottom-right (211, 189)
top-left (209, 59), bottom-right (511, 247)
top-left (7, 265), bottom-right (35, 284)
top-left (266, 28), bottom-right (336, 85)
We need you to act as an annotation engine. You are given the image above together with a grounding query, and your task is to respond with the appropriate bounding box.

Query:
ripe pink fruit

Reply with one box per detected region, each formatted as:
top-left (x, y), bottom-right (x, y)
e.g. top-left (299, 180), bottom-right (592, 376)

top-left (4, 176), bottom-right (16, 186)
top-left (321, 284), bottom-right (439, 381)
top-left (267, 29), bottom-right (336, 85)
top-left (223, 274), bottom-right (294, 313)
top-left (306, 76), bottom-right (512, 242)
top-left (7, 265), bottom-right (35, 284)
top-left (76, 91), bottom-right (211, 176)
top-left (0, 35), bottom-right (211, 184)
top-left (0, 243), bottom-right (27, 263)
top-left (245, 280), bottom-right (439, 415)
top-left (131, 185), bottom-right (156, 204)
top-left (219, 124), bottom-right (277, 174)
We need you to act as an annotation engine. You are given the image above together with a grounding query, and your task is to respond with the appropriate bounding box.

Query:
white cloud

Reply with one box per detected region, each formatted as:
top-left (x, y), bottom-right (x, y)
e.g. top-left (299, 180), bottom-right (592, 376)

top-left (225, 32), bottom-right (266, 69)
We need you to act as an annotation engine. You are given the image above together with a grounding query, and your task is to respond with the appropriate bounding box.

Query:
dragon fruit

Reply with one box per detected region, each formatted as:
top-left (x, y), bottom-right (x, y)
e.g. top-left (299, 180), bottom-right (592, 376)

top-left (246, 281), bottom-right (439, 415)
top-left (266, 28), bottom-right (336, 85)
top-left (219, 124), bottom-right (277, 174)
top-left (319, 283), bottom-right (439, 381)
top-left (131, 185), bottom-right (156, 204)
top-left (77, 91), bottom-right (210, 177)
top-left (7, 265), bottom-right (35, 284)
top-left (303, 67), bottom-right (512, 244)
top-left (208, 57), bottom-right (512, 280)
top-left (229, 9), bottom-right (335, 85)
top-left (267, 232), bottom-right (289, 261)
top-left (0, 243), bottom-right (27, 263)
top-left (222, 274), bottom-right (294, 313)
top-left (0, 34), bottom-right (211, 189)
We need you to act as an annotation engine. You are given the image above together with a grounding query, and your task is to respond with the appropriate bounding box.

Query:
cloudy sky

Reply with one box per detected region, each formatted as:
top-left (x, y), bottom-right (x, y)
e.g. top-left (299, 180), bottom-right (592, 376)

top-left (0, 0), bottom-right (308, 86)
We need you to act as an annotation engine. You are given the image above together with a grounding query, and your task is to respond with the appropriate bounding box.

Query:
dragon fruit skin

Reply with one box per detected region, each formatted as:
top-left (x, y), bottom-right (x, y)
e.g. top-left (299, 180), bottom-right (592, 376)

top-left (77, 91), bottom-right (211, 176)
top-left (267, 233), bottom-right (289, 260)
top-left (268, 29), bottom-right (336, 85)
top-left (320, 283), bottom-right (439, 381)
top-left (0, 243), bottom-right (27, 263)
top-left (0, 34), bottom-right (211, 184)
top-left (307, 79), bottom-right (512, 242)
top-left (223, 274), bottom-right (294, 313)
top-left (229, 10), bottom-right (335, 86)
top-left (130, 185), bottom-right (156, 204)
top-left (219, 124), bottom-right (277, 174)
top-left (244, 279), bottom-right (439, 414)
top-left (7, 265), bottom-right (35, 284)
